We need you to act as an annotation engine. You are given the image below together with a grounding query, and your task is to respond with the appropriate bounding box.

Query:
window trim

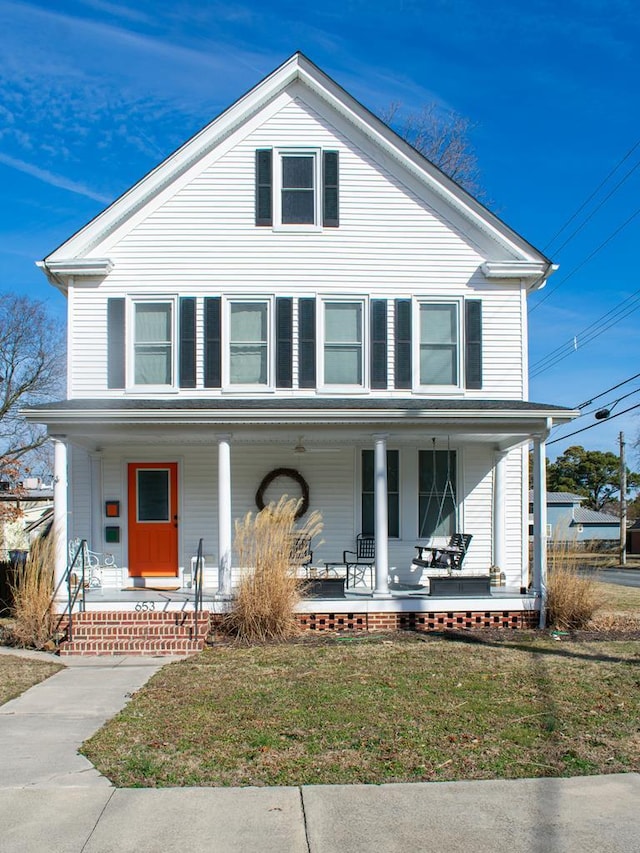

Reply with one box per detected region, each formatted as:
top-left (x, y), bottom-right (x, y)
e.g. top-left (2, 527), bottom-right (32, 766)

top-left (413, 298), bottom-right (463, 393)
top-left (127, 296), bottom-right (178, 391)
top-left (222, 295), bottom-right (275, 391)
top-left (273, 147), bottom-right (322, 231)
top-left (318, 296), bottom-right (368, 392)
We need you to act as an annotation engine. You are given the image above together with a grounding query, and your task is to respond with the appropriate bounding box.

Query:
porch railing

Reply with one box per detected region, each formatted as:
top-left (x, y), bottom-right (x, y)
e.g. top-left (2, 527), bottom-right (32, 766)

top-left (51, 538), bottom-right (87, 643)
top-left (193, 538), bottom-right (204, 641)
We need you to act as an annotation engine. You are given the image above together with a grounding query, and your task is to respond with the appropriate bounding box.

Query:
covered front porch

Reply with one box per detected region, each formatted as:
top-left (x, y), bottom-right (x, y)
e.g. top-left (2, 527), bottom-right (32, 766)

top-left (27, 398), bottom-right (576, 627)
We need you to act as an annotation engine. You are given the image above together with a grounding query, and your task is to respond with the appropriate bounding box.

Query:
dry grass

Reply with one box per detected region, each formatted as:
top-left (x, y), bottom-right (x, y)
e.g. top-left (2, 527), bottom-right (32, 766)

top-left (82, 636), bottom-right (640, 787)
top-left (223, 497), bottom-right (323, 642)
top-left (8, 536), bottom-right (55, 649)
top-left (545, 538), bottom-right (600, 630)
top-left (0, 654), bottom-right (62, 706)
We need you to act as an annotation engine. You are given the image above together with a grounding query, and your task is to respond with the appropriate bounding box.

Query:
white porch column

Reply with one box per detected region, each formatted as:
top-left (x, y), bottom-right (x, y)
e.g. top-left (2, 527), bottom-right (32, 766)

top-left (373, 433), bottom-right (390, 597)
top-left (52, 437), bottom-right (68, 605)
top-left (89, 450), bottom-right (103, 553)
top-left (532, 432), bottom-right (548, 628)
top-left (493, 450), bottom-right (508, 573)
top-left (217, 433), bottom-right (233, 597)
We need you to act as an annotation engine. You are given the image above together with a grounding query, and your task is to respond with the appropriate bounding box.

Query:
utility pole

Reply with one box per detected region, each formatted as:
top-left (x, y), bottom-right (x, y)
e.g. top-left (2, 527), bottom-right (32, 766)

top-left (620, 431), bottom-right (627, 566)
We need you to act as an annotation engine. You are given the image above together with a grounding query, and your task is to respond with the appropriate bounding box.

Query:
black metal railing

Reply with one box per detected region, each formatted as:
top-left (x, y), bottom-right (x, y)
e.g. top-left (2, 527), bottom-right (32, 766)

top-left (51, 539), bottom-right (87, 642)
top-left (193, 538), bottom-right (204, 640)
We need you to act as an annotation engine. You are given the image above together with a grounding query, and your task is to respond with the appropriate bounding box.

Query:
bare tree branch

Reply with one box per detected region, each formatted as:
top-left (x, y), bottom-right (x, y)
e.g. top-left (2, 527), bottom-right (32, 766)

top-left (0, 293), bottom-right (65, 480)
top-left (380, 101), bottom-right (484, 198)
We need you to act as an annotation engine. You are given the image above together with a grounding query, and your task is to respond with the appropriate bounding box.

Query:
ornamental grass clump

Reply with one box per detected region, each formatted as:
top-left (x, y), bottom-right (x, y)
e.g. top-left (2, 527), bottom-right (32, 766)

top-left (9, 535), bottom-right (55, 649)
top-left (224, 496), bottom-right (322, 642)
top-left (546, 537), bottom-right (599, 630)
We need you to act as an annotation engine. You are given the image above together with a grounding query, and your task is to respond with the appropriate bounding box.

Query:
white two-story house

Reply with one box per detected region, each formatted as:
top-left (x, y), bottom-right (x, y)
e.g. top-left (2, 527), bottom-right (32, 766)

top-left (27, 53), bottom-right (575, 629)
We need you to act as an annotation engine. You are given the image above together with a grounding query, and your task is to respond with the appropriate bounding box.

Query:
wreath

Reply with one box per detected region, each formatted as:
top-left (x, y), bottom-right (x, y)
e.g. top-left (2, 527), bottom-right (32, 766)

top-left (255, 467), bottom-right (310, 520)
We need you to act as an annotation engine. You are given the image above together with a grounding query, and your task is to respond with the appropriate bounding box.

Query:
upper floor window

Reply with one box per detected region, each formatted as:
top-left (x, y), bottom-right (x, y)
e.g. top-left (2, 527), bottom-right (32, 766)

top-left (418, 302), bottom-right (459, 387)
top-left (281, 154), bottom-right (315, 224)
top-left (228, 300), bottom-right (269, 386)
top-left (323, 301), bottom-right (363, 386)
top-left (255, 149), bottom-right (339, 228)
top-left (133, 301), bottom-right (173, 386)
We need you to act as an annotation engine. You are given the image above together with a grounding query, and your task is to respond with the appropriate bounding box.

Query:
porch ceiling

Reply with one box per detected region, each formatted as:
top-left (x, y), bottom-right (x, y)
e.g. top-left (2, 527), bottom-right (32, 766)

top-left (24, 397), bottom-right (577, 452)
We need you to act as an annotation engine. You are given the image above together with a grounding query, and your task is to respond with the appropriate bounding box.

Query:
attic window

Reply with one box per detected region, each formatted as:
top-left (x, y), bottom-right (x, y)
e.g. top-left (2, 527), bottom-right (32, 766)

top-left (255, 149), bottom-right (339, 228)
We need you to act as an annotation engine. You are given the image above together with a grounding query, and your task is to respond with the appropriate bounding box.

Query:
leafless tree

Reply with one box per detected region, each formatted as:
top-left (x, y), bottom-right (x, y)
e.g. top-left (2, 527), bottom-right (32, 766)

top-left (0, 293), bottom-right (65, 480)
top-left (381, 102), bottom-right (483, 198)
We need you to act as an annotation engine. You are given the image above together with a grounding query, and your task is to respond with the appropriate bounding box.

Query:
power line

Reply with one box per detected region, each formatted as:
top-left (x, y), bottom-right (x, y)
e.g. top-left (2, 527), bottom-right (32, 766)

top-left (530, 289), bottom-right (640, 377)
top-left (549, 157), bottom-right (640, 257)
top-left (530, 204), bottom-right (640, 315)
top-left (547, 401), bottom-right (640, 446)
top-left (575, 371), bottom-right (640, 409)
top-left (543, 138), bottom-right (640, 253)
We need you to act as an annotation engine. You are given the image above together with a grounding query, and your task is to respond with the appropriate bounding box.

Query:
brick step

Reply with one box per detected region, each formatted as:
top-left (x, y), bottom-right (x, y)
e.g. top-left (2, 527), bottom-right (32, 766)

top-left (59, 637), bottom-right (207, 657)
top-left (66, 626), bottom-right (207, 639)
top-left (57, 610), bottom-right (212, 656)
top-left (65, 611), bottom-right (209, 624)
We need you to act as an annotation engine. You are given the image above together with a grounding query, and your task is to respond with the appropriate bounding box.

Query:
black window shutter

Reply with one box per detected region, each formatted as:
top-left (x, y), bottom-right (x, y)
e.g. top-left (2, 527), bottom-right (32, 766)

top-left (179, 297), bottom-right (196, 388)
top-left (370, 300), bottom-right (388, 389)
top-left (394, 299), bottom-right (412, 389)
top-left (255, 149), bottom-right (272, 226)
top-left (465, 299), bottom-right (483, 389)
top-left (276, 297), bottom-right (293, 388)
top-left (323, 151), bottom-right (339, 227)
top-left (204, 297), bottom-right (221, 388)
top-left (298, 298), bottom-right (316, 388)
top-left (107, 298), bottom-right (125, 389)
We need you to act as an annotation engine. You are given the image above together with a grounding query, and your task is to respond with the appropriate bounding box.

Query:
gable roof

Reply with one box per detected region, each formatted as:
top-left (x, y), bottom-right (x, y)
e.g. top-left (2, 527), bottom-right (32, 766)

top-left (39, 52), bottom-right (553, 289)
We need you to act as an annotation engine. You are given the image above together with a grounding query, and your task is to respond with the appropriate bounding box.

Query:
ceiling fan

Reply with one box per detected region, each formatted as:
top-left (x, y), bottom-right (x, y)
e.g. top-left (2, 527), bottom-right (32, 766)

top-left (293, 435), bottom-right (340, 454)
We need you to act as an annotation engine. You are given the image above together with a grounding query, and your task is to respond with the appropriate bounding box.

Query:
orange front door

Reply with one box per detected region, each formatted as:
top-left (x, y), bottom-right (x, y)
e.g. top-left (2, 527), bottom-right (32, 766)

top-left (128, 462), bottom-right (178, 577)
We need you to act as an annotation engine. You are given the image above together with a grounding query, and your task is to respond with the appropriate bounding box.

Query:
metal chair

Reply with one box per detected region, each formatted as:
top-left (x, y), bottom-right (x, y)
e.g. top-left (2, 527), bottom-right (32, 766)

top-left (324, 534), bottom-right (375, 588)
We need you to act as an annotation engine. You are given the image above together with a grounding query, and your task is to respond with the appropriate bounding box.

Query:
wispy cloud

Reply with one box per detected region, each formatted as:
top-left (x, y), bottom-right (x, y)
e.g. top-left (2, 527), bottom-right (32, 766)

top-left (0, 153), bottom-right (111, 203)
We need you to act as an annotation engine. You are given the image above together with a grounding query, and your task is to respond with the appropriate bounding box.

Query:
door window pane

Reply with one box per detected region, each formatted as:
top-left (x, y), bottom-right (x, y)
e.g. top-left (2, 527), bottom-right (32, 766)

top-left (230, 302), bottom-right (268, 384)
top-left (134, 303), bottom-right (172, 385)
top-left (137, 470), bottom-right (170, 522)
top-left (418, 450), bottom-right (456, 537)
top-left (361, 449), bottom-right (399, 537)
top-left (281, 155), bottom-right (315, 224)
top-left (324, 302), bottom-right (362, 385)
top-left (419, 303), bottom-right (458, 385)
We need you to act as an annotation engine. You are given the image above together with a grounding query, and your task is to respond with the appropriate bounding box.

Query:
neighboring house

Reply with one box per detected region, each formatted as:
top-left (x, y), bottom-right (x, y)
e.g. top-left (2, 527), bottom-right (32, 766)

top-left (528, 491), bottom-right (620, 544)
top-left (25, 53), bottom-right (576, 626)
top-left (0, 480), bottom-right (54, 558)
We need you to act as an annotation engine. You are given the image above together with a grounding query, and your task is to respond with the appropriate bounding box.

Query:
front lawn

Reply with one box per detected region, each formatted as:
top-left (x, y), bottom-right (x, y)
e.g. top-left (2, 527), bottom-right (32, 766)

top-left (0, 653), bottom-right (63, 705)
top-left (82, 634), bottom-right (640, 787)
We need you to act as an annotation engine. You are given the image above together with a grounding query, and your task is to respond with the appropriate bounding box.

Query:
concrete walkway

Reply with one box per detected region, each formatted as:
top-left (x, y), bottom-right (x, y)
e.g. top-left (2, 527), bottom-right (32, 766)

top-left (0, 649), bottom-right (638, 852)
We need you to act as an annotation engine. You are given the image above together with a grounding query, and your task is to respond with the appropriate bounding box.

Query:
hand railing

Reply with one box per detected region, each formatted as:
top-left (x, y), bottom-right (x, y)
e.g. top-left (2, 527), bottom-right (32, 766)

top-left (193, 538), bottom-right (204, 641)
top-left (51, 538), bottom-right (87, 642)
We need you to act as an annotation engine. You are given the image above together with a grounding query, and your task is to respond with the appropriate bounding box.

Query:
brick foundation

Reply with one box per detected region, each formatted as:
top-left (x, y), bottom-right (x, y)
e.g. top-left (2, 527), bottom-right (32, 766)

top-left (210, 608), bottom-right (538, 634)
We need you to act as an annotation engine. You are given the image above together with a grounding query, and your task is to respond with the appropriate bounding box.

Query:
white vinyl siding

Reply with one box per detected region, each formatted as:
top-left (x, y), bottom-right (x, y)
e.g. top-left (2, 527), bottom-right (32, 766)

top-left (67, 94), bottom-right (525, 400)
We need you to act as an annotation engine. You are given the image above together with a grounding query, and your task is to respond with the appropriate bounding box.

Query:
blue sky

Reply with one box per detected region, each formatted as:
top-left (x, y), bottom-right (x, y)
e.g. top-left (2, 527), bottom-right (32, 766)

top-left (1, 0), bottom-right (639, 461)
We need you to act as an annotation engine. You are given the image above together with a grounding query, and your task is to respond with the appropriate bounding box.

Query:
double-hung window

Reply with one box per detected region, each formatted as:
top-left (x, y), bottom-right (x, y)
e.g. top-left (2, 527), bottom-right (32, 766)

top-left (281, 154), bottom-right (315, 225)
top-left (228, 300), bottom-right (269, 386)
top-left (361, 450), bottom-right (400, 538)
top-left (133, 301), bottom-right (174, 387)
top-left (323, 301), bottom-right (363, 386)
top-left (418, 302), bottom-right (459, 387)
top-left (418, 450), bottom-right (457, 538)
